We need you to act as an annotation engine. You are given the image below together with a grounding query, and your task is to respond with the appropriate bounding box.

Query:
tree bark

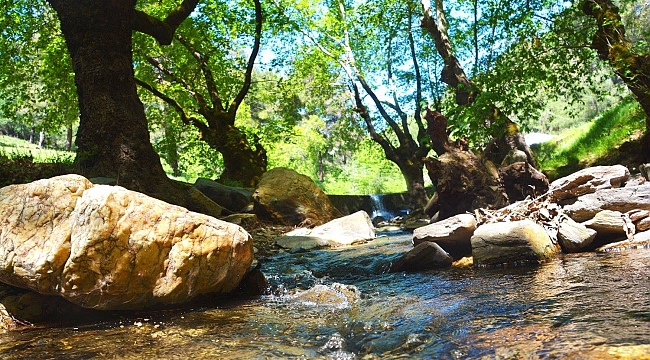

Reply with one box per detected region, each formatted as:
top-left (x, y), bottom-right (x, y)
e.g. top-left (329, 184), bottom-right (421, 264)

top-left (47, 0), bottom-right (166, 195)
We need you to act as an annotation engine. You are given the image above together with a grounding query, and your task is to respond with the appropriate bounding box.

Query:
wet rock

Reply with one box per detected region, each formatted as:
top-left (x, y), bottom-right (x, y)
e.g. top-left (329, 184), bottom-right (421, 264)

top-left (253, 168), bottom-right (342, 226)
top-left (562, 184), bottom-right (650, 222)
top-left (412, 213), bottom-right (476, 259)
top-left (566, 344), bottom-right (650, 359)
top-left (291, 283), bottom-right (360, 308)
top-left (275, 211), bottom-right (375, 252)
top-left (471, 220), bottom-right (560, 266)
top-left (557, 216), bottom-right (596, 253)
top-left (583, 210), bottom-right (633, 237)
top-left (452, 256), bottom-right (474, 268)
top-left (549, 165), bottom-right (629, 201)
top-left (193, 178), bottom-right (252, 212)
top-left (389, 242), bottom-right (453, 272)
top-left (0, 175), bottom-right (254, 310)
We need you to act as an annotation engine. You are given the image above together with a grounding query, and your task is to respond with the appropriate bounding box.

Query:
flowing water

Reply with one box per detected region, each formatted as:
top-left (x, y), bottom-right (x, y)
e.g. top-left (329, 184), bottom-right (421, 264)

top-left (1, 233), bottom-right (649, 359)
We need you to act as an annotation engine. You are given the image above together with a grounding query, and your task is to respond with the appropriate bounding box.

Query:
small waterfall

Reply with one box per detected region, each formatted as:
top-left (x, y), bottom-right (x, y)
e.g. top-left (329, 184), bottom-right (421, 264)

top-left (369, 194), bottom-right (399, 222)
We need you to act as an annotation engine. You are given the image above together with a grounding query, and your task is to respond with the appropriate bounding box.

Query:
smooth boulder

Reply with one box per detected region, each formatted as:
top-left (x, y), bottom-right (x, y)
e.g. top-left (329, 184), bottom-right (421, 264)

top-left (275, 211), bottom-right (375, 252)
top-left (193, 178), bottom-right (252, 212)
top-left (390, 242), bottom-right (453, 272)
top-left (557, 216), bottom-right (597, 253)
top-left (471, 220), bottom-right (560, 266)
top-left (412, 213), bottom-right (476, 259)
top-left (0, 175), bottom-right (254, 310)
top-left (253, 167), bottom-right (342, 226)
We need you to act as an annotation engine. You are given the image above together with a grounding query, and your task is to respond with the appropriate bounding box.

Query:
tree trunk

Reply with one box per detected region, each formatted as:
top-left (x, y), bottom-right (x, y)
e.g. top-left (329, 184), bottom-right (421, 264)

top-left (47, 0), bottom-right (170, 195)
top-left (398, 162), bottom-right (429, 211)
top-left (66, 124), bottom-right (73, 152)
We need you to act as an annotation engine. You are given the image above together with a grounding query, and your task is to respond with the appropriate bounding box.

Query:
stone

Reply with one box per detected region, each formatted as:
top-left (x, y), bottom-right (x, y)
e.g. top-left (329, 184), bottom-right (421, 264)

top-left (221, 213), bottom-right (258, 228)
top-left (389, 242), bottom-right (453, 272)
top-left (186, 186), bottom-right (224, 218)
top-left (626, 209), bottom-right (650, 222)
top-left (636, 217), bottom-right (650, 232)
top-left (549, 165), bottom-right (629, 201)
top-left (275, 211), bottom-right (375, 252)
top-left (412, 213), bottom-right (476, 259)
top-left (193, 178), bottom-right (252, 212)
top-left (290, 283), bottom-right (360, 308)
top-left (557, 216), bottom-right (597, 253)
top-left (596, 229), bottom-right (650, 252)
top-left (0, 175), bottom-right (254, 310)
top-left (562, 184), bottom-right (650, 222)
top-left (253, 168), bottom-right (342, 226)
top-left (470, 220), bottom-right (560, 266)
top-left (583, 210), bottom-right (633, 237)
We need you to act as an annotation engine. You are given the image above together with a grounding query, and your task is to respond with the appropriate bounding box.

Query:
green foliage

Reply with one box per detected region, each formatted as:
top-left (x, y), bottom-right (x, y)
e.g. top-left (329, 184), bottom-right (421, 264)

top-left (536, 97), bottom-right (645, 179)
top-left (0, 135), bottom-right (74, 186)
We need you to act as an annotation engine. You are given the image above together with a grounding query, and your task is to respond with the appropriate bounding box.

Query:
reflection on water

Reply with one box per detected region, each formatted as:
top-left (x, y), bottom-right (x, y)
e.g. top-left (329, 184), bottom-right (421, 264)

top-left (1, 234), bottom-right (649, 359)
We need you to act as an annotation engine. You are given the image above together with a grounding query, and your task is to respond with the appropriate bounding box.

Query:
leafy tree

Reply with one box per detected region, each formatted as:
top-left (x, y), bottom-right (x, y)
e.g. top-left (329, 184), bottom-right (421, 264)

top-left (134, 0), bottom-right (266, 187)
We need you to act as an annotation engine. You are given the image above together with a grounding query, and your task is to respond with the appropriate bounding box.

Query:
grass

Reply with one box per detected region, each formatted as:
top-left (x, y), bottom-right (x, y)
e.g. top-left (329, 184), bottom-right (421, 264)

top-left (0, 135), bottom-right (75, 163)
top-left (535, 97), bottom-right (646, 180)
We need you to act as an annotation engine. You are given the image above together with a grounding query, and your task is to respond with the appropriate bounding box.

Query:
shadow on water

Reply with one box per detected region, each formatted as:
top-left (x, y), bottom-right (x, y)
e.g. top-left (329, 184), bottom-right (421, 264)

top-left (1, 233), bottom-right (650, 359)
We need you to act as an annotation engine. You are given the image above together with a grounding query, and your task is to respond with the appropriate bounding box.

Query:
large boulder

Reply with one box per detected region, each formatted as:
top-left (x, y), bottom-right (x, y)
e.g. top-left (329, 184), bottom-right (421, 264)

top-left (470, 220), bottom-right (560, 266)
top-left (275, 211), bottom-right (375, 252)
top-left (549, 165), bottom-right (629, 201)
top-left (412, 213), bottom-right (476, 259)
top-left (193, 178), bottom-right (252, 213)
top-left (253, 167), bottom-right (342, 226)
top-left (562, 184), bottom-right (650, 222)
top-left (0, 175), bottom-right (254, 310)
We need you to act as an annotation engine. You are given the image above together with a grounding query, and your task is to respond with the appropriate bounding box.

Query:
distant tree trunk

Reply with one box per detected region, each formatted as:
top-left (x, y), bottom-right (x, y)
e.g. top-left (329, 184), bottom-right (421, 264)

top-left (38, 131), bottom-right (45, 148)
top-left (582, 0), bottom-right (650, 156)
top-left (162, 121), bottom-right (180, 177)
top-left (318, 150), bottom-right (324, 182)
top-left (47, 0), bottom-right (174, 196)
top-left (66, 124), bottom-right (73, 151)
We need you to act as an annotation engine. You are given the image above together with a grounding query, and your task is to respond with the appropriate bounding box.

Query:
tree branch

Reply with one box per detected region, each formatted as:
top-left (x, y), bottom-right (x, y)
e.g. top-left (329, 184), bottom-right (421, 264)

top-left (176, 34), bottom-right (225, 113)
top-left (132, 0), bottom-right (200, 45)
top-left (230, 0), bottom-right (263, 117)
top-left (135, 77), bottom-right (205, 131)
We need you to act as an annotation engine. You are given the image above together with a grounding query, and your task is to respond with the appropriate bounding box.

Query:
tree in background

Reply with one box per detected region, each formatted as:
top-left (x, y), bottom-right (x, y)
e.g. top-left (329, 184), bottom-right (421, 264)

top-left (135, 0), bottom-right (266, 187)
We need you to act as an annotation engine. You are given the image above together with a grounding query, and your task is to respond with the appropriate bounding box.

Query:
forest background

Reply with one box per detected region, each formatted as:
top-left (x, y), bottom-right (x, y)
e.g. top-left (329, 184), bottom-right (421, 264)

top-left (0, 0), bottom-right (648, 197)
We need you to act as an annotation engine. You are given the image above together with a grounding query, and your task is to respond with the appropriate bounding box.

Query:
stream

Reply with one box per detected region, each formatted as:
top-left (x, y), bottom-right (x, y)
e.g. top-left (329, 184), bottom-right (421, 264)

top-left (1, 232), bottom-right (649, 359)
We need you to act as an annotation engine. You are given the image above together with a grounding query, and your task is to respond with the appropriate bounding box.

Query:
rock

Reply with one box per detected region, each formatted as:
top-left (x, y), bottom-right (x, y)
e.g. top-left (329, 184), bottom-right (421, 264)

top-left (636, 217), bottom-right (650, 232)
top-left (186, 186), bottom-right (224, 218)
top-left (275, 211), bottom-right (375, 252)
top-left (412, 213), bottom-right (476, 259)
top-left (549, 165), bottom-right (630, 201)
top-left (583, 210), bottom-right (634, 237)
top-left (253, 168), bottom-right (342, 226)
top-left (89, 177), bottom-right (117, 185)
top-left (402, 217), bottom-right (431, 231)
top-left (562, 184), bottom-right (650, 222)
top-left (568, 344), bottom-right (650, 359)
top-left (596, 229), bottom-right (650, 252)
top-left (557, 216), bottom-right (597, 253)
top-left (452, 256), bottom-right (474, 268)
top-left (626, 209), bottom-right (650, 222)
top-left (470, 220), bottom-right (560, 266)
top-left (0, 175), bottom-right (254, 310)
top-left (193, 178), bottom-right (252, 212)
top-left (220, 213), bottom-right (258, 228)
top-left (389, 242), bottom-right (453, 272)
top-left (291, 283), bottom-right (360, 308)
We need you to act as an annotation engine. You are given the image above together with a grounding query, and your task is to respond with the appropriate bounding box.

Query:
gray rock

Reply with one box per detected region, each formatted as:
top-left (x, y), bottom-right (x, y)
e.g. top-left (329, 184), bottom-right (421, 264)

top-left (275, 211), bottom-right (375, 252)
top-left (194, 178), bottom-right (252, 212)
top-left (562, 184), bottom-right (650, 222)
top-left (389, 242), bottom-right (453, 272)
top-left (549, 165), bottom-right (629, 201)
top-left (583, 210), bottom-right (634, 236)
top-left (412, 213), bottom-right (476, 259)
top-left (596, 229), bottom-right (650, 252)
top-left (557, 216), bottom-right (596, 253)
top-left (471, 220), bottom-right (560, 266)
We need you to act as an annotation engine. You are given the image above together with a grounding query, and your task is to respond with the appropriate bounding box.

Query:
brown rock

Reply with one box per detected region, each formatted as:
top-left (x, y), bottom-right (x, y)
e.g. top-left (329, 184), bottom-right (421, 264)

top-left (412, 213), bottom-right (476, 259)
top-left (549, 165), bottom-right (629, 200)
top-left (390, 242), bottom-right (453, 272)
top-left (0, 175), bottom-right (254, 310)
top-left (253, 168), bottom-right (342, 226)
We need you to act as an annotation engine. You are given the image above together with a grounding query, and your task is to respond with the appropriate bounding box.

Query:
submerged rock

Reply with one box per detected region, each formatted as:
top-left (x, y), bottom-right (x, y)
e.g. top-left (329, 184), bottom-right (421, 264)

top-left (253, 168), bottom-right (342, 226)
top-left (471, 220), bottom-right (560, 266)
top-left (290, 283), bottom-right (360, 309)
top-left (412, 213), bottom-right (476, 259)
top-left (275, 211), bottom-right (375, 252)
top-left (0, 175), bottom-right (254, 310)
